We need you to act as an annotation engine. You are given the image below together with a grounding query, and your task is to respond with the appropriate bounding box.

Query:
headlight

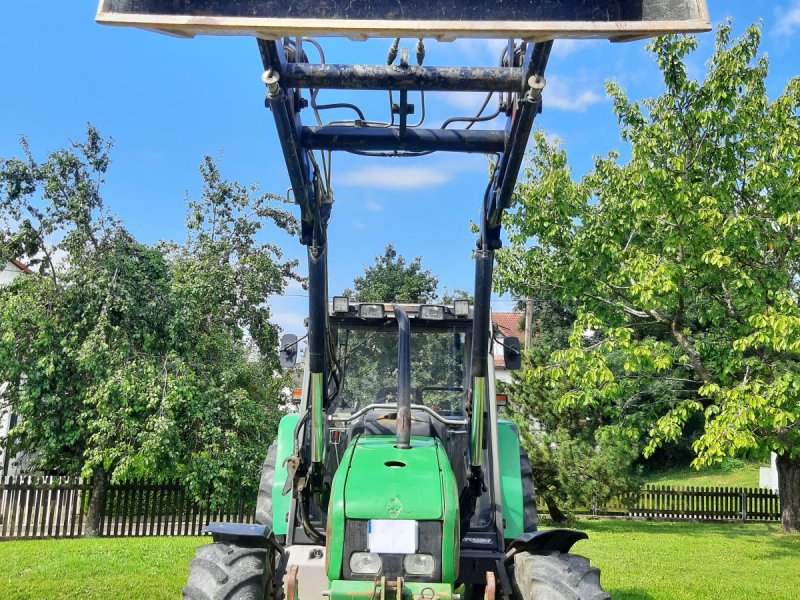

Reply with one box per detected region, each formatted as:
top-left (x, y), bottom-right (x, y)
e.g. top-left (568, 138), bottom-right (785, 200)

top-left (403, 554), bottom-right (435, 576)
top-left (349, 552), bottom-right (382, 575)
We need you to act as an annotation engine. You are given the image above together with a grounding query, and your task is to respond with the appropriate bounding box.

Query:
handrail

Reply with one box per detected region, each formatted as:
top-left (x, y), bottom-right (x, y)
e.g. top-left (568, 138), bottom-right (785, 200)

top-left (329, 403), bottom-right (468, 426)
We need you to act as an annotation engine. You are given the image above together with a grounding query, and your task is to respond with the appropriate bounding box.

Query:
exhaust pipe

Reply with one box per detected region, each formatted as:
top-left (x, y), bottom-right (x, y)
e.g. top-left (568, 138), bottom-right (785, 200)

top-left (394, 305), bottom-right (412, 449)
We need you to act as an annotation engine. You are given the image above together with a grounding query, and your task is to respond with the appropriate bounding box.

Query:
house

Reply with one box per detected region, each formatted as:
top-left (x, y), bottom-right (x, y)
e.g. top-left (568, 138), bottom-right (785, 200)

top-left (1, 259), bottom-right (33, 477)
top-left (492, 312), bottom-right (524, 384)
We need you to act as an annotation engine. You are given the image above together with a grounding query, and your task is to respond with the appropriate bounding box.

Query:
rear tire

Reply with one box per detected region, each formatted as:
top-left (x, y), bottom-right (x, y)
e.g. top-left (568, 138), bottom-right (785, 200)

top-left (183, 541), bottom-right (268, 600)
top-left (510, 551), bottom-right (609, 600)
top-left (256, 442), bottom-right (278, 527)
top-left (519, 446), bottom-right (539, 532)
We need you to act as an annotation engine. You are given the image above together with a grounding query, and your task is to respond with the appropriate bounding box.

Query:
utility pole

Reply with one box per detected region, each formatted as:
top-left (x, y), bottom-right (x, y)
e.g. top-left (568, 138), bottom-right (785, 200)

top-left (524, 297), bottom-right (533, 350)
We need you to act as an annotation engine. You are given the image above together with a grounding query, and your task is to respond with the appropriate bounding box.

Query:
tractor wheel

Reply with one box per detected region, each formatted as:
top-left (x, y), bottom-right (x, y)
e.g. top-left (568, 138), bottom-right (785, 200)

top-left (510, 551), bottom-right (609, 600)
top-left (519, 446), bottom-right (539, 532)
top-left (183, 541), bottom-right (269, 600)
top-left (256, 442), bottom-right (278, 527)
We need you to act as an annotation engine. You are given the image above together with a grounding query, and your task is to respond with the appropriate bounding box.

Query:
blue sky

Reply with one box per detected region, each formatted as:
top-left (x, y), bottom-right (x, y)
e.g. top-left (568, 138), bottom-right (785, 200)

top-left (1, 2), bottom-right (799, 334)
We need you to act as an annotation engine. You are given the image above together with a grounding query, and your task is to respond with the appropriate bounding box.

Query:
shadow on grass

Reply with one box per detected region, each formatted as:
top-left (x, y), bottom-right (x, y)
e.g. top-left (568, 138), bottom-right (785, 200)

top-left (608, 588), bottom-right (656, 600)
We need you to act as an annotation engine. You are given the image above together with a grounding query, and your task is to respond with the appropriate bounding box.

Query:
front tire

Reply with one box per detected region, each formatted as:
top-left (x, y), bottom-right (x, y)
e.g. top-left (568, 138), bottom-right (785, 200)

top-left (256, 442), bottom-right (278, 527)
top-left (510, 551), bottom-right (609, 600)
top-left (183, 541), bottom-right (268, 600)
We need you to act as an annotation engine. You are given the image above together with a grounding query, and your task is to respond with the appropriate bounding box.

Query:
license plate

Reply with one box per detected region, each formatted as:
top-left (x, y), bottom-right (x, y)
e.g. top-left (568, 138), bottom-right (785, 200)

top-left (368, 520), bottom-right (417, 554)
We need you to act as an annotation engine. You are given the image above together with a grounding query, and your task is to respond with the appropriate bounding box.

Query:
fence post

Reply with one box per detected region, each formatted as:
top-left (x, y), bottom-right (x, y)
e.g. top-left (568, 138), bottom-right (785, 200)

top-left (741, 489), bottom-right (747, 521)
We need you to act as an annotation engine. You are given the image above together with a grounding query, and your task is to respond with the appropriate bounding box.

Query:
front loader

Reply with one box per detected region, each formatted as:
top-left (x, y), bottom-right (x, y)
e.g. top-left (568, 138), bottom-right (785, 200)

top-left (97, 2), bottom-right (710, 599)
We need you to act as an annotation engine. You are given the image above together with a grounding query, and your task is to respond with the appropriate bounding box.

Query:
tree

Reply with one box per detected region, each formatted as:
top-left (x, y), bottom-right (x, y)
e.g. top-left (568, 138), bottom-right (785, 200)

top-left (496, 23), bottom-right (800, 532)
top-left (345, 244), bottom-right (438, 303)
top-left (503, 297), bottom-right (643, 522)
top-left (0, 127), bottom-right (298, 535)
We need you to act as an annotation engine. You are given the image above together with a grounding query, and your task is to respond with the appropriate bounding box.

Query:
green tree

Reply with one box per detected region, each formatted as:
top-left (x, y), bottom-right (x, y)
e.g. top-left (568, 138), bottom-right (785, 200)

top-left (0, 128), bottom-right (298, 535)
top-left (345, 244), bottom-right (438, 303)
top-left (496, 23), bottom-right (800, 532)
top-left (504, 297), bottom-right (643, 522)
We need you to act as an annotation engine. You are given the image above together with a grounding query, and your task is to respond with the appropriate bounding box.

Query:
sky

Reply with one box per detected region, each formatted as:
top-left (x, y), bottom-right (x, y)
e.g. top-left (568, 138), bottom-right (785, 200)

top-left (1, 1), bottom-right (799, 335)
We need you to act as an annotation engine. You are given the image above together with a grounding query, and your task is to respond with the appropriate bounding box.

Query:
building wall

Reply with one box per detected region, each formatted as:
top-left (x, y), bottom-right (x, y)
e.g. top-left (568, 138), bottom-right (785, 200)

top-left (1, 262), bottom-right (26, 476)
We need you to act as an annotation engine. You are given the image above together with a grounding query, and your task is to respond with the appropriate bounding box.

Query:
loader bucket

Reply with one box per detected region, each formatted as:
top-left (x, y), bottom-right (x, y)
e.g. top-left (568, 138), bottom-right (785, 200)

top-left (96, 0), bottom-right (709, 41)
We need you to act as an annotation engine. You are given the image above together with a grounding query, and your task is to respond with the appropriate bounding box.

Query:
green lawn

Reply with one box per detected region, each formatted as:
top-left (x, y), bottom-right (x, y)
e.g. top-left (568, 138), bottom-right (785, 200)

top-left (0, 522), bottom-right (798, 599)
top-left (574, 520), bottom-right (800, 600)
top-left (642, 459), bottom-right (764, 489)
top-left (0, 536), bottom-right (201, 599)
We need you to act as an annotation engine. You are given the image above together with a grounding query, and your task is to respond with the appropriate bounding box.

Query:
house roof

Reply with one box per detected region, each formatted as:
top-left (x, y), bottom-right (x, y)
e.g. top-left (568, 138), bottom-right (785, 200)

top-left (493, 312), bottom-right (524, 339)
top-left (8, 259), bottom-right (33, 274)
top-left (493, 312), bottom-right (524, 369)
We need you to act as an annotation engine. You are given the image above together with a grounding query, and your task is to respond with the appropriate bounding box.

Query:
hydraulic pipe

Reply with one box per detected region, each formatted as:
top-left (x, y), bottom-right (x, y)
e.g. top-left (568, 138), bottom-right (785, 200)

top-left (282, 63), bottom-right (524, 92)
top-left (302, 127), bottom-right (506, 154)
top-left (394, 305), bottom-right (412, 450)
top-left (265, 74), bottom-right (314, 225)
top-left (469, 248), bottom-right (493, 468)
top-left (308, 246), bottom-right (328, 464)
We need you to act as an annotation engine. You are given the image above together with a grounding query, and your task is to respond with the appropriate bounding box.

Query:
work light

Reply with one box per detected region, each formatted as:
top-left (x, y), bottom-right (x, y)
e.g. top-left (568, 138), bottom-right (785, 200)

top-left (358, 304), bottom-right (385, 319)
top-left (332, 296), bottom-right (350, 313)
top-left (453, 300), bottom-right (470, 317)
top-left (419, 305), bottom-right (444, 320)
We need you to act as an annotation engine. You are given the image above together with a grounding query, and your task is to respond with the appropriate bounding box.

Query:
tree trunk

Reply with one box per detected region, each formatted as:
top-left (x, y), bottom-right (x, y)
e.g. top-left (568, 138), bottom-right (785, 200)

top-left (84, 466), bottom-right (109, 537)
top-left (544, 496), bottom-right (567, 523)
top-left (776, 452), bottom-right (800, 534)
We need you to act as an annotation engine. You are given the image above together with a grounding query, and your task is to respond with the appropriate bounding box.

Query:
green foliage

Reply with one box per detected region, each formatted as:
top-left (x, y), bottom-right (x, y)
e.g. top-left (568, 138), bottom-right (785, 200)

top-left (497, 23), bottom-right (800, 528)
top-left (0, 127), bottom-right (298, 505)
top-left (345, 244), bottom-right (438, 303)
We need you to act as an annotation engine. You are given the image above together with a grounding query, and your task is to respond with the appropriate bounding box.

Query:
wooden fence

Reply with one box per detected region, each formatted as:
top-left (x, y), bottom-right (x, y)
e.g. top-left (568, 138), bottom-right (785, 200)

top-left (0, 475), bottom-right (256, 540)
top-left (1, 477), bottom-right (783, 540)
top-left (550, 484), bottom-right (781, 522)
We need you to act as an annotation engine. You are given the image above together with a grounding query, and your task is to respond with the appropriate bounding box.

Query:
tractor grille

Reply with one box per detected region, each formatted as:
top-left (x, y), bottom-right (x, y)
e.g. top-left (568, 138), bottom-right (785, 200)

top-left (342, 520), bottom-right (443, 581)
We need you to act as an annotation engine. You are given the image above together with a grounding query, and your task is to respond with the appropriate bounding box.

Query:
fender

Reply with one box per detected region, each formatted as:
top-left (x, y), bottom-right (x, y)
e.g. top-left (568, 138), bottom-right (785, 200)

top-left (505, 529), bottom-right (588, 559)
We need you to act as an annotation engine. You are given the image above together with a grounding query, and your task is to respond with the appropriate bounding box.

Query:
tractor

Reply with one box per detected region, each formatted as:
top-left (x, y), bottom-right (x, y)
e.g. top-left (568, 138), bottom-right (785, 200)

top-left (96, 2), bottom-right (710, 599)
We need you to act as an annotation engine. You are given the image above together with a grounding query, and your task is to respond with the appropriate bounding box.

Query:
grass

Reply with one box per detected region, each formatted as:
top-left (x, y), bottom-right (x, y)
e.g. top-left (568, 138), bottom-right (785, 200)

top-left (0, 522), bottom-right (798, 599)
top-left (0, 536), bottom-right (202, 599)
top-left (574, 520), bottom-right (800, 600)
top-left (642, 458), bottom-right (764, 489)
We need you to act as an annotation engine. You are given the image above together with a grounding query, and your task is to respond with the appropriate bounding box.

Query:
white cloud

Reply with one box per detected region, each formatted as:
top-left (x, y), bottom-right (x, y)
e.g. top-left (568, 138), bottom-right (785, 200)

top-left (353, 221), bottom-right (365, 230)
top-left (775, 2), bottom-right (800, 37)
top-left (550, 38), bottom-right (603, 60)
top-left (366, 200), bottom-right (382, 211)
top-left (271, 310), bottom-right (307, 334)
top-left (543, 76), bottom-right (603, 112)
top-left (336, 166), bottom-right (450, 189)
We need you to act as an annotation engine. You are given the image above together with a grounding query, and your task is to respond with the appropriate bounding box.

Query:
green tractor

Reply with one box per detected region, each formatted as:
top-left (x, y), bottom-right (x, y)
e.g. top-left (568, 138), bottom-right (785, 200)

top-left (97, 2), bottom-right (710, 598)
top-left (203, 299), bottom-right (602, 600)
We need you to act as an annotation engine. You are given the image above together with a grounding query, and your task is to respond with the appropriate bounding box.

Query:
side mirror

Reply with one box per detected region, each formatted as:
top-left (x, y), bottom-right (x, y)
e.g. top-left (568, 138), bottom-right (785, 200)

top-left (503, 336), bottom-right (522, 371)
top-left (279, 334), bottom-right (298, 368)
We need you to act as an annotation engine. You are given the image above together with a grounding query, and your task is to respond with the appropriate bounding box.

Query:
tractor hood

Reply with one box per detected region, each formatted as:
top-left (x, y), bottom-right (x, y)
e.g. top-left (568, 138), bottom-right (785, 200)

top-left (343, 436), bottom-right (446, 520)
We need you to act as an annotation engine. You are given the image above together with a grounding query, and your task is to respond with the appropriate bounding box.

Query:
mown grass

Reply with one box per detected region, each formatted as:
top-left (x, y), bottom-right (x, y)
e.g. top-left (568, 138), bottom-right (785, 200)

top-left (0, 521), bottom-right (798, 599)
top-left (0, 536), bottom-right (202, 599)
top-left (574, 520), bottom-right (800, 600)
top-left (642, 459), bottom-right (764, 489)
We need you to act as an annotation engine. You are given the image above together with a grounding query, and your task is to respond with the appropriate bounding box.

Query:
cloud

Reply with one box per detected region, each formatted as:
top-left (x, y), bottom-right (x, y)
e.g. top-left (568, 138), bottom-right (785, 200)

top-left (366, 200), bottom-right (382, 211)
top-left (543, 76), bottom-right (603, 112)
top-left (271, 310), bottom-right (307, 334)
top-left (775, 2), bottom-right (800, 37)
top-left (353, 221), bottom-right (365, 230)
top-left (550, 38), bottom-right (603, 60)
top-left (336, 166), bottom-right (451, 189)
